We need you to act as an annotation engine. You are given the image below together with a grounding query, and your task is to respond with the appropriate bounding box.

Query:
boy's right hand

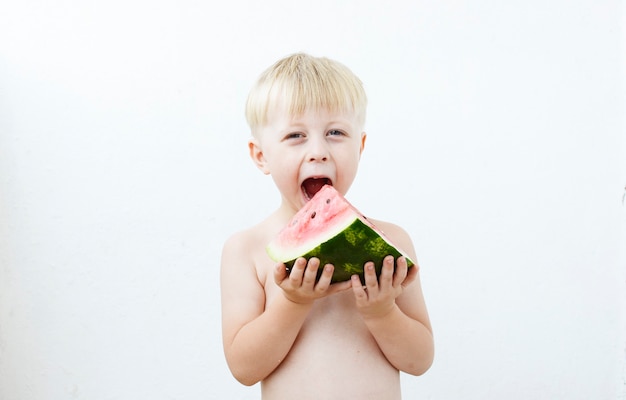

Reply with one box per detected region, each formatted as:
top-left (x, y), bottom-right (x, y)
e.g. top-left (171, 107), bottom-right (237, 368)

top-left (274, 257), bottom-right (352, 304)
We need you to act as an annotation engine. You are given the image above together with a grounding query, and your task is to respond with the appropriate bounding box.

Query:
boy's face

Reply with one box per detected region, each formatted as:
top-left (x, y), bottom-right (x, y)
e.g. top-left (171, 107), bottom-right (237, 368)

top-left (249, 106), bottom-right (366, 213)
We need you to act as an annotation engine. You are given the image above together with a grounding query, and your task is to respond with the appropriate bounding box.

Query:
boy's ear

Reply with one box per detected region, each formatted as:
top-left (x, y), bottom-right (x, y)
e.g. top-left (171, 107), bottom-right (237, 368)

top-left (359, 132), bottom-right (367, 156)
top-left (248, 137), bottom-right (270, 175)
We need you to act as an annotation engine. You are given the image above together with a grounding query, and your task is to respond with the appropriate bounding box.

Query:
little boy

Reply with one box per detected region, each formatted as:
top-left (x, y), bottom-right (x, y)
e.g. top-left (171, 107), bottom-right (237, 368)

top-left (220, 53), bottom-right (433, 400)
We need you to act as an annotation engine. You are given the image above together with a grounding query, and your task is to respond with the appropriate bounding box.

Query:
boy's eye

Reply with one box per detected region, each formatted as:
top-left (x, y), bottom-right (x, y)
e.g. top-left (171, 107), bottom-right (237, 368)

top-left (327, 129), bottom-right (345, 136)
top-left (285, 132), bottom-right (304, 140)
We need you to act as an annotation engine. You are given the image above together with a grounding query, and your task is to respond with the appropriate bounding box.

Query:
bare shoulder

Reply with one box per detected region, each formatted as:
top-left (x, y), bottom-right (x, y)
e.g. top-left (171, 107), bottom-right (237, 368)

top-left (369, 218), bottom-right (417, 261)
top-left (220, 211), bottom-right (287, 290)
top-left (221, 220), bottom-right (273, 279)
top-left (221, 229), bottom-right (252, 275)
top-left (221, 225), bottom-right (261, 261)
top-left (220, 220), bottom-right (276, 330)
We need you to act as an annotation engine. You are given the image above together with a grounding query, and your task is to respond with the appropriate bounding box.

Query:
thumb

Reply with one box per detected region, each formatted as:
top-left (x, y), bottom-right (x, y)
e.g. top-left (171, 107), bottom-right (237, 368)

top-left (274, 263), bottom-right (289, 285)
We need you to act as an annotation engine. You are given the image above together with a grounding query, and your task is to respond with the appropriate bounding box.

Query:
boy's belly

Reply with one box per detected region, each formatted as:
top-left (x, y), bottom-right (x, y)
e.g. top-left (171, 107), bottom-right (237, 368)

top-left (261, 291), bottom-right (401, 400)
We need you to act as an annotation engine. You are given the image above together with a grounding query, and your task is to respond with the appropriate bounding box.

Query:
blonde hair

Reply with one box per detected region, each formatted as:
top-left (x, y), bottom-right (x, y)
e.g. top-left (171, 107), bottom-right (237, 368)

top-left (245, 53), bottom-right (367, 134)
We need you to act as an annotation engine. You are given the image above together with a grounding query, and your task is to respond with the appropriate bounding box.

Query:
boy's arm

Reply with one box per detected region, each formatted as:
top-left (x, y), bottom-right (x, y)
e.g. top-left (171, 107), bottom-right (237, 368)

top-left (220, 232), bottom-right (309, 386)
top-left (220, 232), bottom-right (351, 386)
top-left (351, 223), bottom-right (434, 376)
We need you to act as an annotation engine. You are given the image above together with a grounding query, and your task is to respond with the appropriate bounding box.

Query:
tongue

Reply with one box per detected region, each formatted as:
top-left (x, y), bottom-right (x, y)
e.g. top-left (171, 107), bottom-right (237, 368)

top-left (302, 178), bottom-right (330, 200)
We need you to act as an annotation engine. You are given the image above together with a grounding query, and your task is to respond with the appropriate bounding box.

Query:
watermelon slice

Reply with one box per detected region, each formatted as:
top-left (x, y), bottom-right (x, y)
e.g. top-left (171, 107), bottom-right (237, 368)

top-left (266, 185), bottom-right (414, 283)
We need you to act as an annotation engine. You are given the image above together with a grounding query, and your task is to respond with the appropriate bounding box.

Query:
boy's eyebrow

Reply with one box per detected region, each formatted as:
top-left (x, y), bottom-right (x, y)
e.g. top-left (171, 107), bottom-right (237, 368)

top-left (327, 117), bottom-right (353, 125)
top-left (283, 118), bottom-right (354, 130)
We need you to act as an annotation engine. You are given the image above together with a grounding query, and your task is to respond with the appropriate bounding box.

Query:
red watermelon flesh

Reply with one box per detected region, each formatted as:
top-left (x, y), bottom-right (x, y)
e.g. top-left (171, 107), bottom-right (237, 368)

top-left (266, 185), bottom-right (414, 283)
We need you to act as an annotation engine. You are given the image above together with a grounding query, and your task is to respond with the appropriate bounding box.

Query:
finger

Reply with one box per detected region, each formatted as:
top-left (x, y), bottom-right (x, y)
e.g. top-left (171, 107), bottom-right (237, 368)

top-left (351, 274), bottom-right (368, 301)
top-left (288, 257), bottom-right (307, 286)
top-left (401, 262), bottom-right (419, 288)
top-left (301, 257), bottom-right (320, 288)
top-left (379, 255), bottom-right (395, 289)
top-left (314, 263), bottom-right (334, 293)
top-left (273, 262), bottom-right (288, 285)
top-left (327, 279), bottom-right (353, 295)
top-left (391, 256), bottom-right (408, 287)
top-left (363, 261), bottom-right (379, 293)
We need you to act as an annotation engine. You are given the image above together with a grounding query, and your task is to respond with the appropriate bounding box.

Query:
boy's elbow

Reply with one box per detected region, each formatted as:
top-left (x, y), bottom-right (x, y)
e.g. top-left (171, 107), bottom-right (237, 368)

top-left (401, 342), bottom-right (435, 377)
top-left (403, 358), bottom-right (433, 377)
top-left (411, 347), bottom-right (435, 376)
top-left (234, 374), bottom-right (260, 387)
top-left (228, 363), bottom-right (264, 386)
top-left (414, 358), bottom-right (434, 376)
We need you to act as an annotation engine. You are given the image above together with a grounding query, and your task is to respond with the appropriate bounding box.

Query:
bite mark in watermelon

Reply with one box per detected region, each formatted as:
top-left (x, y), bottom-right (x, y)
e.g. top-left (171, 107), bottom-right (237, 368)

top-left (266, 185), bottom-right (414, 283)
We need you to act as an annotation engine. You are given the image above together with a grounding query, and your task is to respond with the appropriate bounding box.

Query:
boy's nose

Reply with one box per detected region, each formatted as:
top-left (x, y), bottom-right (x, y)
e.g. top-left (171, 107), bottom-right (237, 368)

top-left (308, 153), bottom-right (328, 162)
top-left (307, 138), bottom-right (329, 162)
top-left (307, 147), bottom-right (329, 162)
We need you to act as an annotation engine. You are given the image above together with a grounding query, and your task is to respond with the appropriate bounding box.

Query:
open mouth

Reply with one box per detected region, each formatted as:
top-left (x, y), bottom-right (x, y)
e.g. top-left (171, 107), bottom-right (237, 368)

top-left (302, 177), bottom-right (332, 200)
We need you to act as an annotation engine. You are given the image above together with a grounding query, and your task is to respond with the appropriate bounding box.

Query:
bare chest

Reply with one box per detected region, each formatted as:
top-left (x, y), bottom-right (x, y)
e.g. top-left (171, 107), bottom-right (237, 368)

top-left (258, 263), bottom-right (401, 400)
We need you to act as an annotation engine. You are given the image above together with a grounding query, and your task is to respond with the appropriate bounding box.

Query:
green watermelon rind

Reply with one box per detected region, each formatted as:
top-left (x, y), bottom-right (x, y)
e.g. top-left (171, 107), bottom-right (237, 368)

top-left (275, 218), bottom-right (414, 284)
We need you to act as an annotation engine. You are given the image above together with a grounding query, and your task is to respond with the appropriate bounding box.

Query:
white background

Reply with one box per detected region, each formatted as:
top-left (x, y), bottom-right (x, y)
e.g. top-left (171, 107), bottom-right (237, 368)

top-left (1, 1), bottom-right (624, 399)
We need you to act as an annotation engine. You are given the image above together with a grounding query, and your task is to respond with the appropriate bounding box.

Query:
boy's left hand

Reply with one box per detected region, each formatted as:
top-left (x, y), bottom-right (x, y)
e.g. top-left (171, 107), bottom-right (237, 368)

top-left (351, 255), bottom-right (417, 319)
